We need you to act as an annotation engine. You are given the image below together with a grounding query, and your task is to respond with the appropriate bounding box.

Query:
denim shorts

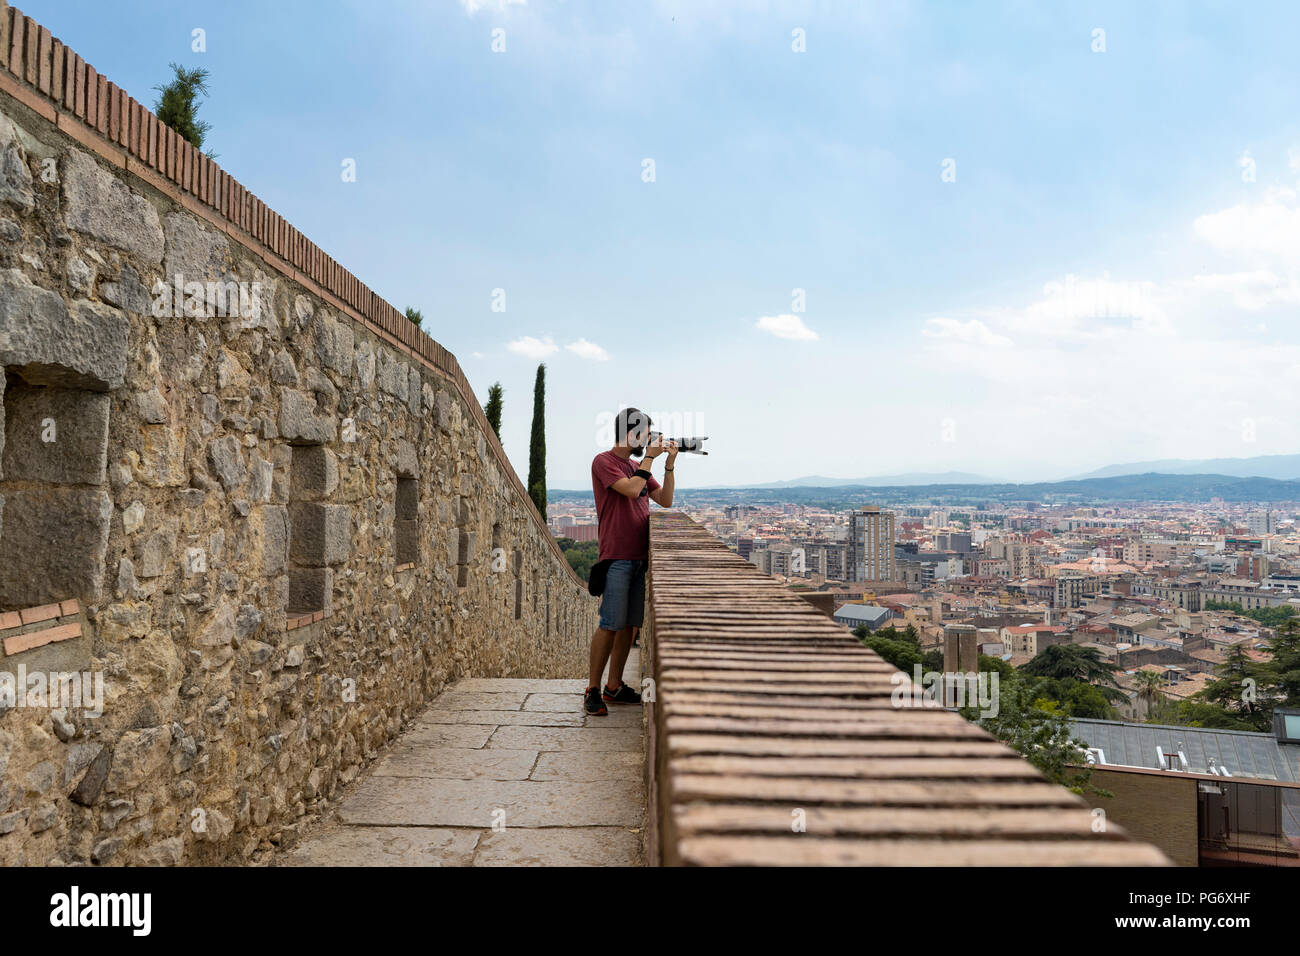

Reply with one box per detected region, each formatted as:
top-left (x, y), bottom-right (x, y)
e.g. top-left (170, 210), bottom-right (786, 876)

top-left (598, 559), bottom-right (647, 631)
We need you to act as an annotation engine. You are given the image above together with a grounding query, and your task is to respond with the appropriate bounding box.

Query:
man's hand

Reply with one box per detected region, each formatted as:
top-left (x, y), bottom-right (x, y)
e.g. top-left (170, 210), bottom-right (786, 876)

top-left (640, 441), bottom-right (663, 460)
top-left (664, 440), bottom-right (679, 466)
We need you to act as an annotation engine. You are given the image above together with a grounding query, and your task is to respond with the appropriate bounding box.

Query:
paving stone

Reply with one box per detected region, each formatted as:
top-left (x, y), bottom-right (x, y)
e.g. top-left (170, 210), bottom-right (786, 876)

top-left (401, 723), bottom-right (496, 749)
top-left (284, 826), bottom-right (480, 867)
top-left (530, 750), bottom-right (643, 783)
top-left (372, 746), bottom-right (537, 781)
top-left (431, 690), bottom-right (527, 711)
top-left (487, 726), bottom-right (643, 753)
top-left (473, 827), bottom-right (643, 867)
top-left (523, 692), bottom-right (584, 712)
top-left (452, 678), bottom-right (586, 694)
top-left (338, 776), bottom-right (643, 828)
top-left (419, 710), bottom-right (584, 728)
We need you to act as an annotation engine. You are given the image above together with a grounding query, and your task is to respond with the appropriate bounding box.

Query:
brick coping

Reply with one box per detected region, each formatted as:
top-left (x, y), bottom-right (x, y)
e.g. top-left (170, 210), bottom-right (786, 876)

top-left (0, 1), bottom-right (583, 591)
top-left (644, 512), bottom-right (1172, 867)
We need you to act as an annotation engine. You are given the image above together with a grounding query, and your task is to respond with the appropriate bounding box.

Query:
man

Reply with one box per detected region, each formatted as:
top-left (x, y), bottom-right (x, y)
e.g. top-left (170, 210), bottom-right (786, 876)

top-left (585, 408), bottom-right (676, 716)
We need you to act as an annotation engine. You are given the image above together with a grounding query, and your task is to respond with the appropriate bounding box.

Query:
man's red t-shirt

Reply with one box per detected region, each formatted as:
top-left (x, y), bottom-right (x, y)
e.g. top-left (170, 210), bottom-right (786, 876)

top-left (591, 450), bottom-right (661, 562)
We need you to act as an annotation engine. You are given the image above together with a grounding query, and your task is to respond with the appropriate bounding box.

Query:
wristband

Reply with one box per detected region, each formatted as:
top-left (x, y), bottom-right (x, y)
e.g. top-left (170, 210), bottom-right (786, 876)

top-left (633, 468), bottom-right (652, 480)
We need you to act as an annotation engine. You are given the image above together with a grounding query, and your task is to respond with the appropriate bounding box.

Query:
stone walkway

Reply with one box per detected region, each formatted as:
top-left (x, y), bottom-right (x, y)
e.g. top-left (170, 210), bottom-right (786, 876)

top-left (281, 649), bottom-right (645, 866)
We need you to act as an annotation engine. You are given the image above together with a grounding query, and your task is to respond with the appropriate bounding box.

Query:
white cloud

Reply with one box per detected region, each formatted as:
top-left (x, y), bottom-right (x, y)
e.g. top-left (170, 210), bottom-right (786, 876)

top-left (922, 317), bottom-right (1012, 348)
top-left (756, 313), bottom-right (818, 341)
top-left (564, 338), bottom-right (610, 361)
top-left (1194, 186), bottom-right (1300, 261)
top-left (506, 335), bottom-right (557, 359)
top-left (459, 0), bottom-right (526, 15)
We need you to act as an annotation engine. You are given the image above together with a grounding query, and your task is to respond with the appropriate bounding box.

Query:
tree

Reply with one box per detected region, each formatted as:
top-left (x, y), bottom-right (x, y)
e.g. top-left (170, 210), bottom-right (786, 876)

top-left (526, 364), bottom-right (546, 519)
top-left (556, 537), bottom-right (599, 581)
top-left (405, 306), bottom-right (423, 329)
top-left (1021, 644), bottom-right (1121, 690)
top-left (975, 673), bottom-right (1107, 796)
top-left (484, 382), bottom-right (503, 439)
top-left (154, 63), bottom-right (215, 158)
top-left (1132, 669), bottom-right (1167, 721)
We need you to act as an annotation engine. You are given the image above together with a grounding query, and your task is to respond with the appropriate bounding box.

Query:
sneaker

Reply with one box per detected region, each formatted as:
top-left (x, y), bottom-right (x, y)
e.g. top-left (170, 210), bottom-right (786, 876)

top-left (602, 681), bottom-right (642, 704)
top-left (584, 686), bottom-right (608, 716)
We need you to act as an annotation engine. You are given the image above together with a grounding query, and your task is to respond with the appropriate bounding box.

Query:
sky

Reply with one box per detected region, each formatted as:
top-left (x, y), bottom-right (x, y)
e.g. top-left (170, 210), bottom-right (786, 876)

top-left (22, 0), bottom-right (1300, 487)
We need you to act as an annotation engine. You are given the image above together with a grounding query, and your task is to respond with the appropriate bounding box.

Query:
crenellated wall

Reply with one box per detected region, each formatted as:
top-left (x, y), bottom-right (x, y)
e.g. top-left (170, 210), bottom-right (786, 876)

top-left (0, 3), bottom-right (596, 865)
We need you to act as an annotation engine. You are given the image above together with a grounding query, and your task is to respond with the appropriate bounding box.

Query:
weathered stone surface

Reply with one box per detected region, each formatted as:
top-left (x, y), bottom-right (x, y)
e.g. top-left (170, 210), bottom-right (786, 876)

top-left (253, 505), bottom-right (289, 574)
top-left (285, 826), bottom-right (480, 867)
top-left (289, 502), bottom-right (352, 566)
top-left (312, 311), bottom-right (354, 375)
top-left (0, 270), bottom-right (128, 390)
top-left (288, 567), bottom-right (332, 615)
top-left (98, 265), bottom-right (152, 314)
top-left (0, 385), bottom-right (110, 484)
top-left (207, 435), bottom-right (247, 493)
top-left (278, 388), bottom-right (336, 444)
top-left (290, 445), bottom-right (337, 500)
top-left (396, 440), bottom-right (418, 478)
top-left (474, 827), bottom-right (642, 867)
top-left (376, 348), bottom-right (407, 400)
top-left (0, 489), bottom-right (111, 605)
top-left (163, 210), bottom-right (230, 282)
top-left (62, 148), bottom-right (164, 263)
top-left (135, 521), bottom-right (177, 579)
top-left (105, 727), bottom-right (170, 793)
top-left (69, 746), bottom-right (111, 806)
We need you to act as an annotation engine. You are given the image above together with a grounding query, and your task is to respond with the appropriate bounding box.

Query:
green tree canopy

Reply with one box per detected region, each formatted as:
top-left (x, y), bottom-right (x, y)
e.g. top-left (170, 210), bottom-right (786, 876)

top-left (484, 382), bottom-right (503, 439)
top-left (154, 63), bottom-right (215, 157)
top-left (527, 364), bottom-right (547, 519)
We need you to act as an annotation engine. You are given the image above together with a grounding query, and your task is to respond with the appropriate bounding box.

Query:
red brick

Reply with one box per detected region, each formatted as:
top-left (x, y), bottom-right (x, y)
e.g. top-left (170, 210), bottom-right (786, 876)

top-left (0, 611), bottom-right (21, 631)
top-left (3, 622), bottom-right (81, 656)
top-left (19, 602), bottom-right (62, 626)
top-left (22, 15), bottom-right (34, 85)
top-left (36, 25), bottom-right (50, 92)
top-left (59, 599), bottom-right (79, 617)
top-left (95, 73), bottom-right (107, 133)
top-left (0, 1), bottom-right (9, 74)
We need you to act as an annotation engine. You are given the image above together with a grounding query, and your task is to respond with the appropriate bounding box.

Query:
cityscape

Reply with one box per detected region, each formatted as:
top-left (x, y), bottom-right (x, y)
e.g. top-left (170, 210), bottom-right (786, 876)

top-left (549, 480), bottom-right (1300, 867)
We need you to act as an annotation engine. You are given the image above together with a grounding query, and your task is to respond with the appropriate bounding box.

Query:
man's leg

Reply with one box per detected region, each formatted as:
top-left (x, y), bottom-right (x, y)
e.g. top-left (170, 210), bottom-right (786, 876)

top-left (605, 627), bottom-right (635, 691)
top-left (588, 627), bottom-right (618, 689)
top-left (606, 560), bottom-right (646, 693)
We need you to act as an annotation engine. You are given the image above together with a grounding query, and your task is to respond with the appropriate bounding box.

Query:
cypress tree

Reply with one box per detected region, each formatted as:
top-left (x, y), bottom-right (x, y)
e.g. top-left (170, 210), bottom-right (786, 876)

top-left (527, 364), bottom-right (546, 518)
top-left (154, 63), bottom-right (216, 158)
top-left (484, 382), bottom-right (503, 439)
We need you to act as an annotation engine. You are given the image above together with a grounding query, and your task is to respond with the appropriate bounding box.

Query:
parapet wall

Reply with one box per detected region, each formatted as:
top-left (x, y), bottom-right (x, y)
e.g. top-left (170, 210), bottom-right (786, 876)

top-left (0, 2), bottom-right (596, 865)
top-left (644, 513), bottom-right (1169, 866)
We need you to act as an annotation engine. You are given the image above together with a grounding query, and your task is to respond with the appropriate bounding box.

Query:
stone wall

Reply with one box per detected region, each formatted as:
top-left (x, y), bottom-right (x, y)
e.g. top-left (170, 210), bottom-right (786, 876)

top-left (0, 5), bottom-right (596, 865)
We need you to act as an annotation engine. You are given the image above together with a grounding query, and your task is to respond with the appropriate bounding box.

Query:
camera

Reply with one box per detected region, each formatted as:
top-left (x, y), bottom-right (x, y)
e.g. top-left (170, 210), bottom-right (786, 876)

top-left (648, 431), bottom-right (709, 455)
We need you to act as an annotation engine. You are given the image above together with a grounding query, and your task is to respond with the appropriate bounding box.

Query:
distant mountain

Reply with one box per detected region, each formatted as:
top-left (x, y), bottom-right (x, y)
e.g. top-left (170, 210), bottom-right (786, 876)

top-left (740, 471), bottom-right (999, 489)
top-left (1071, 454), bottom-right (1300, 481)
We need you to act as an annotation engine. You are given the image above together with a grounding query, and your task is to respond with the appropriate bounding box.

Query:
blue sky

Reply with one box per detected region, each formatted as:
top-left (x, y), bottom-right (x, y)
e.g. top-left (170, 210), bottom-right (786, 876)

top-left (23, 0), bottom-right (1300, 486)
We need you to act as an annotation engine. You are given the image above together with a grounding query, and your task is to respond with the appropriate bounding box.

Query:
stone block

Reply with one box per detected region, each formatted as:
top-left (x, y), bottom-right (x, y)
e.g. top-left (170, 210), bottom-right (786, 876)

top-left (0, 382), bottom-right (109, 484)
top-left (288, 567), bottom-right (332, 616)
top-left (0, 270), bottom-right (128, 391)
top-left (0, 489), bottom-right (111, 606)
top-left (207, 435), bottom-right (246, 494)
top-left (253, 505), bottom-right (288, 575)
top-left (163, 211), bottom-right (230, 284)
top-left (313, 311), bottom-right (354, 375)
top-left (396, 519), bottom-right (419, 566)
top-left (395, 440), bottom-right (418, 479)
top-left (376, 348), bottom-right (407, 401)
top-left (289, 502), bottom-right (351, 566)
top-left (278, 388), bottom-right (336, 444)
top-left (62, 148), bottom-right (164, 264)
top-left (290, 445), bottom-right (337, 500)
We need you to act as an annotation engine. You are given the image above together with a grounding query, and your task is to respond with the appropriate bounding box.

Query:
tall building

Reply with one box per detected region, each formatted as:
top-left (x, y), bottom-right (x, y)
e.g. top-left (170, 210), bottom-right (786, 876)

top-left (1248, 511), bottom-right (1277, 535)
top-left (848, 507), bottom-right (895, 583)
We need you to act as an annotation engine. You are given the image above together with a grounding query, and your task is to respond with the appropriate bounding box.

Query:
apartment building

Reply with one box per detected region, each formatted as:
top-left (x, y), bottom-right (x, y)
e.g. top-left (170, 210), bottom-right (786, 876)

top-left (848, 507), bottom-right (896, 583)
